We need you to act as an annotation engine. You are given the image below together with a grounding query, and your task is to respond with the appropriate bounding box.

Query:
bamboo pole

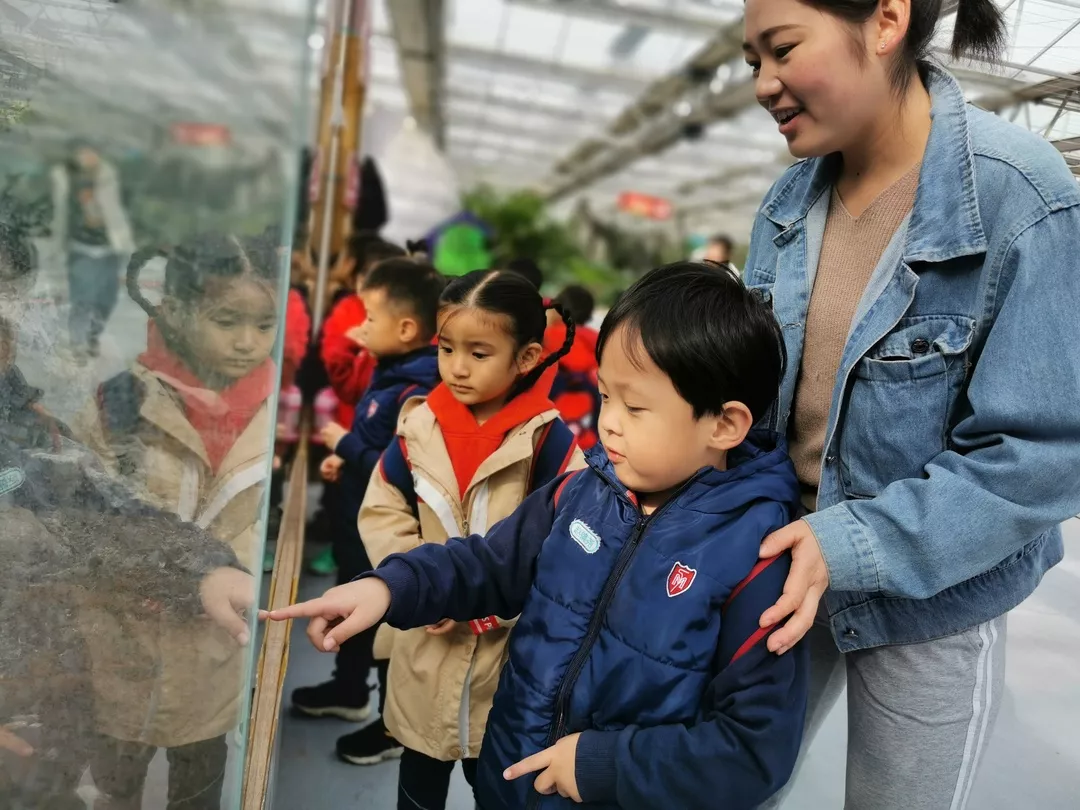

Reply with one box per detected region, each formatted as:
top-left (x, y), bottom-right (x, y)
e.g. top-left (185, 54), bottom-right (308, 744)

top-left (310, 0), bottom-right (370, 332)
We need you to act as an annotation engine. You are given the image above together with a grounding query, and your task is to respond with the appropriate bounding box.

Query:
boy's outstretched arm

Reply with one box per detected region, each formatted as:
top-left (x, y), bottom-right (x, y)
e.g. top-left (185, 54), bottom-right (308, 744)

top-left (372, 472), bottom-right (572, 630)
top-left (268, 471), bottom-right (582, 650)
top-left (573, 547), bottom-right (809, 810)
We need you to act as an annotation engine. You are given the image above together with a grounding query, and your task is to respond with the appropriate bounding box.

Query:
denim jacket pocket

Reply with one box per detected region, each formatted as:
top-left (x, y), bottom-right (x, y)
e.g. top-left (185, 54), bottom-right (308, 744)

top-left (747, 282), bottom-right (774, 308)
top-left (840, 315), bottom-right (975, 498)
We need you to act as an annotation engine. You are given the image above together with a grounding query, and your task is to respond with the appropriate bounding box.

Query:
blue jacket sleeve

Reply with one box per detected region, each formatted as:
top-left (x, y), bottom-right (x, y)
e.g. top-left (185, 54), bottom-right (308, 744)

top-left (574, 549), bottom-right (809, 809)
top-left (805, 204), bottom-right (1080, 597)
top-left (335, 389), bottom-right (402, 469)
top-left (368, 473), bottom-right (565, 629)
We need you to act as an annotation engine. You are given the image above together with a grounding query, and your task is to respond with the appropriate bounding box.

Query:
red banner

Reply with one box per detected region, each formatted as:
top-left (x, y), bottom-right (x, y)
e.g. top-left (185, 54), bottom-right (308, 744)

top-left (170, 122), bottom-right (231, 147)
top-left (618, 191), bottom-right (673, 221)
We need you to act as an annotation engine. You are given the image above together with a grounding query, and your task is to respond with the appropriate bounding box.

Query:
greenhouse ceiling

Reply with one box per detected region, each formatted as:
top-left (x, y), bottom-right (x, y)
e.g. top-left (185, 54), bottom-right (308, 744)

top-left (2, 0), bottom-right (1078, 237)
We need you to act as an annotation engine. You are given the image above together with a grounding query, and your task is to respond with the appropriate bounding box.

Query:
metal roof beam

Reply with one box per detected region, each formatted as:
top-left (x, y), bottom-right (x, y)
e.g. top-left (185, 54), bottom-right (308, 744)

top-left (447, 43), bottom-right (651, 92)
top-left (539, 16), bottom-right (747, 200)
top-left (387, 0), bottom-right (447, 148)
top-left (502, 0), bottom-right (741, 37)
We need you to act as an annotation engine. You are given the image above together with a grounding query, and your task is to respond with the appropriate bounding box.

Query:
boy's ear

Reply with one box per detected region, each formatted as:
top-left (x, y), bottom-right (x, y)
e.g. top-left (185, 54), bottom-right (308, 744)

top-left (398, 315), bottom-right (419, 344)
top-left (707, 401), bottom-right (753, 452)
top-left (517, 342), bottom-right (544, 374)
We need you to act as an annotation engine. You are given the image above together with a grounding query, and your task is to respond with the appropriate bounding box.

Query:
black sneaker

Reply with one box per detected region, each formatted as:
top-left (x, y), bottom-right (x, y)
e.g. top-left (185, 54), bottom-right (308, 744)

top-left (336, 718), bottom-right (404, 766)
top-left (291, 679), bottom-right (372, 722)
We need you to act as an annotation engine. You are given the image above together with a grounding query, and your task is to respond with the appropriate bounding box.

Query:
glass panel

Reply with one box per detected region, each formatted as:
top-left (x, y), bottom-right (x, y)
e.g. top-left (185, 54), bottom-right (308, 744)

top-left (0, 1), bottom-right (312, 807)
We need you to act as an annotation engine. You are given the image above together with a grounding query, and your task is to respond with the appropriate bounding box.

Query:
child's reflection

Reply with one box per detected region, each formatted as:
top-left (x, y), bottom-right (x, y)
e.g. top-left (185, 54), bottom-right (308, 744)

top-left (0, 214), bottom-right (257, 808)
top-left (75, 232), bottom-right (280, 809)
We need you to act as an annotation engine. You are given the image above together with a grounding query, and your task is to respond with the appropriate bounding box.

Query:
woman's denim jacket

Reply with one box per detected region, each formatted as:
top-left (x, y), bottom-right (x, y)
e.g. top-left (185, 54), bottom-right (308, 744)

top-left (744, 65), bottom-right (1080, 652)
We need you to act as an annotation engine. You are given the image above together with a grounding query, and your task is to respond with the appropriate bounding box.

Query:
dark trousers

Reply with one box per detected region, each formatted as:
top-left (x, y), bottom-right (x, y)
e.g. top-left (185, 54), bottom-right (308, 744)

top-left (91, 734), bottom-right (228, 810)
top-left (332, 479), bottom-right (378, 703)
top-left (398, 747), bottom-right (478, 810)
top-left (67, 251), bottom-right (121, 352)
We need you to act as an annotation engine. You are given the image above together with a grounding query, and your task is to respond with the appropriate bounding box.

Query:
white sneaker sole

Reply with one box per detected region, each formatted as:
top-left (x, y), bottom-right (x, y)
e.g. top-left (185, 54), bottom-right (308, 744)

top-left (294, 704), bottom-right (373, 723)
top-left (339, 745), bottom-right (405, 766)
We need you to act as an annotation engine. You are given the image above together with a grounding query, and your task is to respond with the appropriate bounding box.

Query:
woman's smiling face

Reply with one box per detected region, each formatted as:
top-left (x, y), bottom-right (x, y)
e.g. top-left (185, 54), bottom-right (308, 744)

top-left (744, 0), bottom-right (891, 159)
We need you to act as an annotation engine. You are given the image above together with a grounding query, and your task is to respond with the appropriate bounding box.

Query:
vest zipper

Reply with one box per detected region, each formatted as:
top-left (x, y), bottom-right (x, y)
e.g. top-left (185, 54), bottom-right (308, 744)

top-left (524, 473), bottom-right (701, 809)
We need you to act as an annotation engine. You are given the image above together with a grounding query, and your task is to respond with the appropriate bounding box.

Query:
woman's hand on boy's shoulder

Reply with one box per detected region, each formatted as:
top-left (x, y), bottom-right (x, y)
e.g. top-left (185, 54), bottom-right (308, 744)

top-left (260, 578), bottom-right (391, 653)
top-left (504, 732), bottom-right (583, 803)
top-left (758, 519), bottom-right (830, 655)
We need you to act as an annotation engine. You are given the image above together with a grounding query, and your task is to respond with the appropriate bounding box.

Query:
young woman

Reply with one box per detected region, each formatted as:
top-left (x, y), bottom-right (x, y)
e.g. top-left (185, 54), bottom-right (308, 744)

top-left (741, 0), bottom-right (1080, 807)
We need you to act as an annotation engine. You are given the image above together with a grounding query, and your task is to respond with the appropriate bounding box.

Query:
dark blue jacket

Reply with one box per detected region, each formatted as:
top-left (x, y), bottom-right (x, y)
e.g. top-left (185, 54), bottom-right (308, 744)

top-left (372, 433), bottom-right (809, 809)
top-left (336, 346), bottom-right (439, 504)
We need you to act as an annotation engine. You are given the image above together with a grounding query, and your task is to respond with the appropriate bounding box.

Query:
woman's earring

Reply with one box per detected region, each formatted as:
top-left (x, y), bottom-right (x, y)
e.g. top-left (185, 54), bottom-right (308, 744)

top-left (879, 42), bottom-right (887, 51)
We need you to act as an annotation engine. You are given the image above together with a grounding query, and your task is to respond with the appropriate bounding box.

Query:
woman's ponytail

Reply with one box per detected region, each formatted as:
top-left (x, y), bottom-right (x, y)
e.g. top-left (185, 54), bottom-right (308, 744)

top-left (512, 302), bottom-right (575, 398)
top-left (806, 0), bottom-right (1006, 92)
top-left (952, 0), bottom-right (1007, 61)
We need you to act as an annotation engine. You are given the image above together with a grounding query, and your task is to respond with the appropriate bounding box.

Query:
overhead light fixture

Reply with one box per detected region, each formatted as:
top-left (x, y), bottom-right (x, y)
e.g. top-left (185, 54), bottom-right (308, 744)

top-left (675, 100), bottom-right (693, 118)
top-left (308, 33), bottom-right (325, 50)
top-left (710, 76), bottom-right (725, 93)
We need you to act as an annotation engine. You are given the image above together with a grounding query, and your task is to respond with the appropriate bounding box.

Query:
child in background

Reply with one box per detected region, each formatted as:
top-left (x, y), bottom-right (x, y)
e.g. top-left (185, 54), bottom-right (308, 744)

top-left (505, 257), bottom-right (543, 292)
top-left (77, 233), bottom-right (279, 810)
top-left (269, 263), bottom-right (809, 810)
top-left (291, 259), bottom-right (445, 761)
top-left (324, 270), bottom-right (583, 809)
top-left (309, 235), bottom-right (409, 576)
top-left (320, 233), bottom-right (408, 430)
top-left (545, 284), bottom-right (601, 450)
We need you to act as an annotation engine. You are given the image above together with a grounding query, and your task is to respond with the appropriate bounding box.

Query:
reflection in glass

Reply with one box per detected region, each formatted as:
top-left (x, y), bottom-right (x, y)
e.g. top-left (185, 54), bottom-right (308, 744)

top-left (1, 0), bottom-right (310, 807)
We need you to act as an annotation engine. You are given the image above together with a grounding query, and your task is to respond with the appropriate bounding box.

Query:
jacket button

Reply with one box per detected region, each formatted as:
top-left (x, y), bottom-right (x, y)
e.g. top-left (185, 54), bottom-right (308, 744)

top-left (450, 746), bottom-right (462, 759)
top-left (844, 628), bottom-right (858, 638)
top-left (911, 338), bottom-right (931, 355)
top-left (825, 455), bottom-right (836, 465)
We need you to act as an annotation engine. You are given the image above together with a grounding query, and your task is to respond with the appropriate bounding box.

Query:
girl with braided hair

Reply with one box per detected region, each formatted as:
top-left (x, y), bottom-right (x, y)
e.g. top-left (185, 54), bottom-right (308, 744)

top-left (333, 269), bottom-right (585, 809)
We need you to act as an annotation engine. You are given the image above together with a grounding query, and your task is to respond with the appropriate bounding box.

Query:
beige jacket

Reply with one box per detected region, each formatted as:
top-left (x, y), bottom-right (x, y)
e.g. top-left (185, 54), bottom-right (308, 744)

top-left (360, 398), bottom-right (585, 761)
top-left (74, 363), bottom-right (269, 746)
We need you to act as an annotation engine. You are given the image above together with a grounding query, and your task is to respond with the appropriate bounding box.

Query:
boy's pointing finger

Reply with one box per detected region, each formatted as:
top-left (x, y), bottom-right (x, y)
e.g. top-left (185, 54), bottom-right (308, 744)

top-left (263, 599), bottom-right (330, 621)
top-left (503, 748), bottom-right (553, 780)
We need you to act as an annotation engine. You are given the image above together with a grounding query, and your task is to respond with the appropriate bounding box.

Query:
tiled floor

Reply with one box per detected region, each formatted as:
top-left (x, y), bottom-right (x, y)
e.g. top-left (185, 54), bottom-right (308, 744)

top-left (271, 521), bottom-right (1080, 810)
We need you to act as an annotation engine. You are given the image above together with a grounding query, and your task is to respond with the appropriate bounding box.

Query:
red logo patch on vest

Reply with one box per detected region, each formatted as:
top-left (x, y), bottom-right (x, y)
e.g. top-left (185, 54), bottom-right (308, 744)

top-left (666, 562), bottom-right (697, 598)
top-left (367, 400), bottom-right (379, 419)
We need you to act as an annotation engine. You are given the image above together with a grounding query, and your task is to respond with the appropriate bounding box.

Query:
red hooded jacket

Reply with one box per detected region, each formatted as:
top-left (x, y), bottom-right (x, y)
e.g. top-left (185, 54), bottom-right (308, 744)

top-left (320, 294), bottom-right (376, 427)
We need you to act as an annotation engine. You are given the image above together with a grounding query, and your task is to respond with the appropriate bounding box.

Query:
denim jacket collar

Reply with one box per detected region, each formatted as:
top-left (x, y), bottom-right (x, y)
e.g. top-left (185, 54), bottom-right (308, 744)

top-left (759, 64), bottom-right (988, 265)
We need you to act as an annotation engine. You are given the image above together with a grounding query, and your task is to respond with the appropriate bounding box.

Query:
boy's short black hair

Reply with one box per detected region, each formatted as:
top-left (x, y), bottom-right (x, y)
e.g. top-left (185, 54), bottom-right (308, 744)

top-left (555, 285), bottom-right (595, 328)
top-left (596, 262), bottom-right (784, 423)
top-left (506, 258), bottom-right (543, 290)
top-left (363, 258), bottom-right (445, 341)
top-left (343, 231), bottom-right (407, 279)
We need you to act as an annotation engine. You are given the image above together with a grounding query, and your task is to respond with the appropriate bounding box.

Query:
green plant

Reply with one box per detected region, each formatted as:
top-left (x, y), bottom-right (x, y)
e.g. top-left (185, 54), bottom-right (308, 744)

top-left (462, 184), bottom-right (627, 300)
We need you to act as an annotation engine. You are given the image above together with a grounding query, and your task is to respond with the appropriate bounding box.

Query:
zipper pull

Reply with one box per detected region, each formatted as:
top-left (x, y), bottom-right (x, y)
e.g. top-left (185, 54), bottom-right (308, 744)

top-left (463, 519), bottom-right (470, 535)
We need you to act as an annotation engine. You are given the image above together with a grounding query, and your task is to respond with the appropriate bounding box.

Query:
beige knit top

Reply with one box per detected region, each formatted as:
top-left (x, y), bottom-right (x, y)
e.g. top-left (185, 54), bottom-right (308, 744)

top-left (789, 163), bottom-right (921, 496)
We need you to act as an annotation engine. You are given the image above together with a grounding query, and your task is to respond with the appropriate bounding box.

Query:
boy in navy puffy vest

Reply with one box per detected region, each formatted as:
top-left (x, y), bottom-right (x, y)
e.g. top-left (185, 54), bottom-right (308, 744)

top-left (270, 263), bottom-right (809, 809)
top-left (291, 258), bottom-right (444, 765)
